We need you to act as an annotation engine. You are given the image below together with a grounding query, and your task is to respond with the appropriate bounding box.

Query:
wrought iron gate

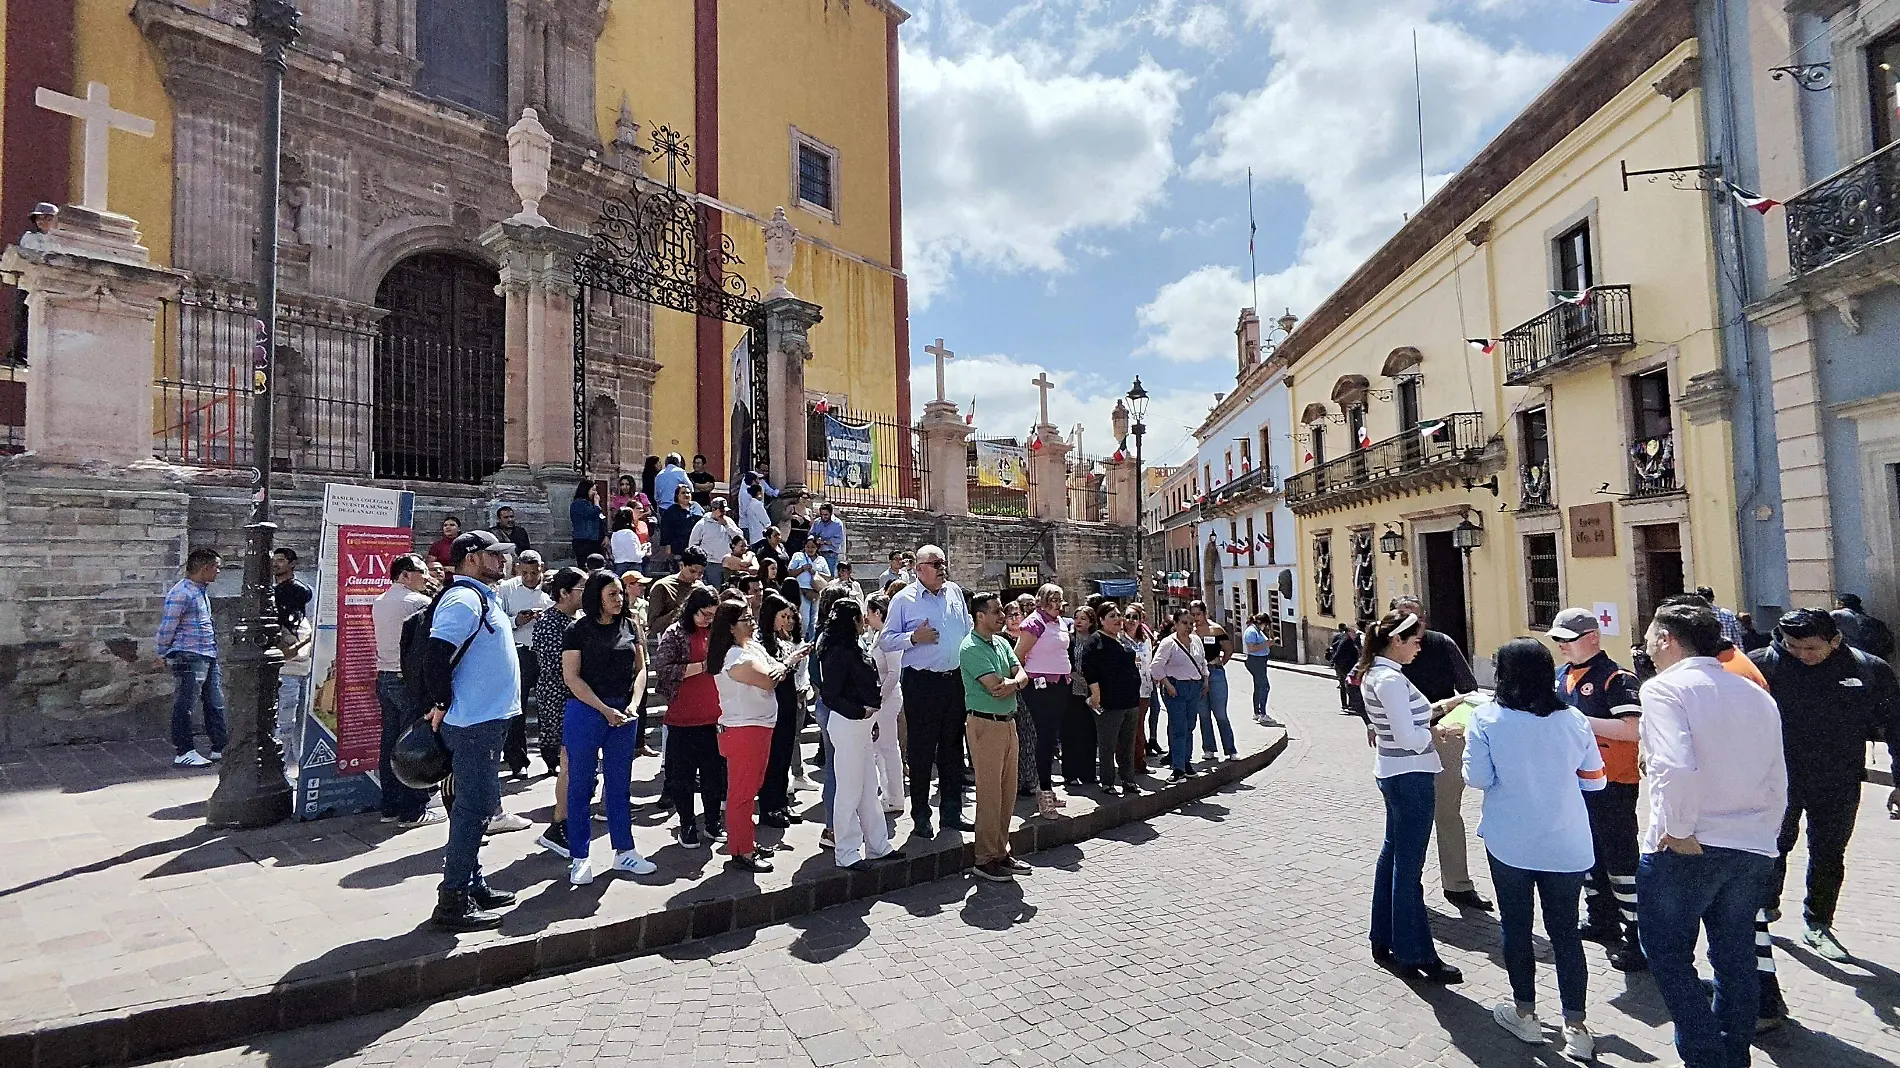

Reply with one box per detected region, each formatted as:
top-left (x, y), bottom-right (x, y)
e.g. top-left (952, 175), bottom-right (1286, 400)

top-left (572, 126), bottom-right (763, 473)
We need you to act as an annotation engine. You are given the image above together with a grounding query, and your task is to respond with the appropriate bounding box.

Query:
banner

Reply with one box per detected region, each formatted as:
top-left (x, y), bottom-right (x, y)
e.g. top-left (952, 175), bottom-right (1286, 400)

top-left (973, 440), bottom-right (1028, 488)
top-left (296, 484), bottom-right (414, 821)
top-left (728, 332), bottom-right (754, 491)
top-left (824, 412), bottom-right (876, 490)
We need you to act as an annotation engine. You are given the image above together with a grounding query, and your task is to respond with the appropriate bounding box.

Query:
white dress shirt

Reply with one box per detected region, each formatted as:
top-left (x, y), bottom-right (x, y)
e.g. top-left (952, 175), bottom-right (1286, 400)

top-left (1637, 655), bottom-right (1787, 857)
top-left (688, 513), bottom-right (743, 561)
top-left (495, 576), bottom-right (553, 647)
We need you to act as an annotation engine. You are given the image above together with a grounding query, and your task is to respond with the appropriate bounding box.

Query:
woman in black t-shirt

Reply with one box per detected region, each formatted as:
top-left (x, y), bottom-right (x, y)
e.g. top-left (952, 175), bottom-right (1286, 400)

top-left (559, 571), bottom-right (657, 885)
top-left (1081, 603), bottom-right (1144, 794)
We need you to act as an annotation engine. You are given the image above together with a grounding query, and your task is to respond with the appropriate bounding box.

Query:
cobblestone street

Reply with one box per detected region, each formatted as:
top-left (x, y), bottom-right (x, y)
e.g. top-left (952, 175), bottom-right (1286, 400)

top-left (144, 665), bottom-right (1900, 1068)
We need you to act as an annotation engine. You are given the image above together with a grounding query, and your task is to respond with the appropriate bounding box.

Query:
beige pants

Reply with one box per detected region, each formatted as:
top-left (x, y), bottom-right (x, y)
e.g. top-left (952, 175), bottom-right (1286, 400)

top-left (1433, 730), bottom-right (1475, 893)
top-left (966, 715), bottom-right (1019, 866)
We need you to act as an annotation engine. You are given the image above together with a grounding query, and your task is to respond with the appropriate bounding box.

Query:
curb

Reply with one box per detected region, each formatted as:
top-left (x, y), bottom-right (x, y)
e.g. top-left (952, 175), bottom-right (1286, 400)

top-left (7, 733), bottom-right (1289, 1068)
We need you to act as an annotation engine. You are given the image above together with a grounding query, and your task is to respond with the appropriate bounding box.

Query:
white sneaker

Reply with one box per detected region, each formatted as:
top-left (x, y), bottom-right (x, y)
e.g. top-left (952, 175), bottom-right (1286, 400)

top-left (1561, 1024), bottom-right (1594, 1062)
top-left (1492, 1004), bottom-right (1544, 1044)
top-left (485, 812), bottom-right (532, 835)
top-left (396, 810), bottom-right (447, 830)
top-left (568, 857), bottom-right (594, 885)
top-left (612, 849), bottom-right (657, 876)
top-left (173, 751), bottom-right (213, 767)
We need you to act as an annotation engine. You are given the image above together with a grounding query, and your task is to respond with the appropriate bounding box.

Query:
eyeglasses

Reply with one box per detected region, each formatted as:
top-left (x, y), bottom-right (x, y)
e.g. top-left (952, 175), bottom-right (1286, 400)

top-left (915, 560), bottom-right (944, 571)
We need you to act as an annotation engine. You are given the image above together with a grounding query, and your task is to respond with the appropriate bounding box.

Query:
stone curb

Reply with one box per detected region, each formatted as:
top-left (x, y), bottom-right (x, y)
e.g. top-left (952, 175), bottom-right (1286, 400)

top-left (5, 733), bottom-right (1288, 1068)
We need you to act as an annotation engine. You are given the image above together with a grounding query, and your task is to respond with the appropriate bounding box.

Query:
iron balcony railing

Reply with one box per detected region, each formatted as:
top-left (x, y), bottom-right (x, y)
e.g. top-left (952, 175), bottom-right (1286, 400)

top-left (1284, 412), bottom-right (1486, 506)
top-left (1499, 286), bottom-right (1636, 385)
top-left (1628, 430), bottom-right (1679, 498)
top-left (1787, 139), bottom-right (1900, 276)
top-left (1209, 464), bottom-right (1280, 506)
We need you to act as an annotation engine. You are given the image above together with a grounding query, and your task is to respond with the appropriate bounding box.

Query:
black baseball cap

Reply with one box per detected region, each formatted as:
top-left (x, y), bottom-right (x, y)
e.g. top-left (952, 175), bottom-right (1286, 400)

top-left (450, 529), bottom-right (513, 564)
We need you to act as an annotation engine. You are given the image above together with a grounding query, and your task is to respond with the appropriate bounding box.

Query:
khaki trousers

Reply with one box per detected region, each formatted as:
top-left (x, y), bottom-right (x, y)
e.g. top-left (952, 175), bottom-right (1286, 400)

top-left (1433, 730), bottom-right (1475, 893)
top-left (966, 714), bottom-right (1019, 866)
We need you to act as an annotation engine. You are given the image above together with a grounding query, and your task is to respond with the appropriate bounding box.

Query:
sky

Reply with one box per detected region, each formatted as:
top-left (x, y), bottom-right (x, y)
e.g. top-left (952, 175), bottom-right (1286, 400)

top-left (898, 0), bottom-right (1629, 466)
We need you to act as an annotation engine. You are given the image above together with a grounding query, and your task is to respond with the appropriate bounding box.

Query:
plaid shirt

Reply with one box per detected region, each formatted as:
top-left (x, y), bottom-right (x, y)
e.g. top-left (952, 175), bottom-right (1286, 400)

top-left (155, 578), bottom-right (217, 658)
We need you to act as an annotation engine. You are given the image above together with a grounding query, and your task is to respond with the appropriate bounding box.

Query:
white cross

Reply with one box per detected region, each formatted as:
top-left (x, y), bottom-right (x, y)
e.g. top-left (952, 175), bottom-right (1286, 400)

top-left (924, 337), bottom-right (954, 403)
top-left (1031, 371), bottom-right (1055, 427)
top-left (35, 82), bottom-right (155, 213)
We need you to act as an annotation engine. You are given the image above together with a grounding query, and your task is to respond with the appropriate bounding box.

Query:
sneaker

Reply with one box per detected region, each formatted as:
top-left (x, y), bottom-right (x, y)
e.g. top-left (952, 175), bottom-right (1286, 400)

top-left (707, 821), bottom-right (728, 843)
top-left (1804, 924), bottom-right (1852, 961)
top-left (1002, 857), bottom-right (1032, 875)
top-left (396, 810), bottom-right (448, 830)
top-left (973, 861), bottom-right (1014, 882)
top-left (1491, 1004), bottom-right (1543, 1045)
top-left (612, 849), bottom-right (657, 876)
top-left (535, 823), bottom-right (571, 858)
top-left (761, 809), bottom-right (793, 829)
top-left (1561, 1024), bottom-right (1593, 1062)
top-left (1606, 944), bottom-right (1647, 972)
top-left (379, 814), bottom-right (398, 823)
top-left (678, 823), bottom-right (704, 849)
top-left (173, 751), bottom-right (213, 768)
top-left (819, 828), bottom-right (836, 849)
top-left (1051, 792), bottom-right (1068, 808)
top-left (485, 812), bottom-right (532, 835)
top-left (727, 851), bottom-right (773, 873)
top-left (207, 750), bottom-right (222, 762)
top-left (568, 857), bottom-right (594, 885)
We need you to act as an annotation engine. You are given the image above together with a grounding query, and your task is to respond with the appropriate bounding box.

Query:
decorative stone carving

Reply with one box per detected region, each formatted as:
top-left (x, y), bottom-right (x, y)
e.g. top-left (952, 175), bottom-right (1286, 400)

top-left (508, 108), bottom-right (554, 225)
top-left (610, 92), bottom-right (647, 172)
top-left (763, 207), bottom-right (798, 301)
top-left (1677, 369), bottom-right (1737, 426)
top-left (1651, 54), bottom-right (1701, 102)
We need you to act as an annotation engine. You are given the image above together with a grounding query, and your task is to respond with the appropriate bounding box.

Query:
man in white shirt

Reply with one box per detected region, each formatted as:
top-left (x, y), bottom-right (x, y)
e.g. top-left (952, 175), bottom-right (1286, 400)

top-left (687, 497), bottom-right (743, 588)
top-left (494, 550), bottom-right (552, 777)
top-left (1636, 601), bottom-right (1787, 1068)
top-left (370, 554), bottom-right (440, 828)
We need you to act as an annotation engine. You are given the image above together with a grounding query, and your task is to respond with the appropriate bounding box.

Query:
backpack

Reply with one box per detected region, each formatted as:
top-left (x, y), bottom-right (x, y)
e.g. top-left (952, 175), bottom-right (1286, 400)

top-left (399, 580), bottom-right (498, 715)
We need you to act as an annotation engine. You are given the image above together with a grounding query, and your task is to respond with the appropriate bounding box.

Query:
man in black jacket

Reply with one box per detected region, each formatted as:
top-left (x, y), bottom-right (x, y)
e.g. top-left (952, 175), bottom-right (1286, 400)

top-left (1748, 608), bottom-right (1900, 964)
top-left (1391, 596), bottom-right (1489, 912)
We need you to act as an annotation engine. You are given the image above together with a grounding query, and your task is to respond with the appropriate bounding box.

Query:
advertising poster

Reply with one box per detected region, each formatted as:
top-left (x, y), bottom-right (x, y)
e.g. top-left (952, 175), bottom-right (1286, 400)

top-left (295, 484), bottom-right (414, 821)
top-left (974, 440), bottom-right (1028, 488)
top-left (824, 412), bottom-right (877, 490)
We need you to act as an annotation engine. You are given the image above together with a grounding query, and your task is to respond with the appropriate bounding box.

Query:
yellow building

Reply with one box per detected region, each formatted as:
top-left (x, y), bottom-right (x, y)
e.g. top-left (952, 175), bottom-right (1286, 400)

top-left (3, 0), bottom-right (908, 479)
top-left (1281, 1), bottom-right (1738, 678)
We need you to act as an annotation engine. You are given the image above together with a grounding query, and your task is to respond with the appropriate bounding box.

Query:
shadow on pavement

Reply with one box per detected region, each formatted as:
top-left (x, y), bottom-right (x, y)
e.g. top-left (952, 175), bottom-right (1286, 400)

top-left (786, 898), bottom-right (875, 963)
top-left (959, 877), bottom-right (1036, 931)
top-left (1776, 940), bottom-right (1900, 1032)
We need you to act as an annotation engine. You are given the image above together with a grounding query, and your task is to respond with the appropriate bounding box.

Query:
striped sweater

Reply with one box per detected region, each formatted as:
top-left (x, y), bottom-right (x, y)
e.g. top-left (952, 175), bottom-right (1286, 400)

top-left (1361, 657), bottom-right (1442, 778)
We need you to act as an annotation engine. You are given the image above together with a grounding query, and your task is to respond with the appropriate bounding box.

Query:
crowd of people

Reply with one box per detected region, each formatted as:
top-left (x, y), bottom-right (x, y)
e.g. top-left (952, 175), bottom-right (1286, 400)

top-left (1353, 590), bottom-right (1900, 1066)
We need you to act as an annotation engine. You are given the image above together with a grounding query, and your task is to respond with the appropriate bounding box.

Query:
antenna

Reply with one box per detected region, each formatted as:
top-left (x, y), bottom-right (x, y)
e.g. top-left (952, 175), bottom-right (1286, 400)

top-left (1413, 29), bottom-right (1427, 207)
top-left (1247, 167), bottom-right (1259, 311)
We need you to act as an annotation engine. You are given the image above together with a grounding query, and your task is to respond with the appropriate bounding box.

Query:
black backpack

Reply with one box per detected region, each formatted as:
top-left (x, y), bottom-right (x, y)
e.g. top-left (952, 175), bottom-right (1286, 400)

top-left (399, 580), bottom-right (498, 715)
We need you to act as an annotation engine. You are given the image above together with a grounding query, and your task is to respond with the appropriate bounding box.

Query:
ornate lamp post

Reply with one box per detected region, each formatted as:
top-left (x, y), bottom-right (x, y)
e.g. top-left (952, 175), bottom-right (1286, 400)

top-left (1126, 376), bottom-right (1150, 615)
top-left (207, 0), bottom-right (300, 828)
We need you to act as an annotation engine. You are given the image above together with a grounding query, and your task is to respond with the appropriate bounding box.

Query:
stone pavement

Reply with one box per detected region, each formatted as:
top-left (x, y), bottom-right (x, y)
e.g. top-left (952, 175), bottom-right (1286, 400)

top-left (0, 684), bottom-right (1284, 1064)
top-left (137, 665), bottom-right (1900, 1068)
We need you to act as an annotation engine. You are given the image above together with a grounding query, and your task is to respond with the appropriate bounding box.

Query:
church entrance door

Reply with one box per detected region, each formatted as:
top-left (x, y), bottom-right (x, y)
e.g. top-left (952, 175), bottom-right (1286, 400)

top-left (373, 252), bottom-right (506, 483)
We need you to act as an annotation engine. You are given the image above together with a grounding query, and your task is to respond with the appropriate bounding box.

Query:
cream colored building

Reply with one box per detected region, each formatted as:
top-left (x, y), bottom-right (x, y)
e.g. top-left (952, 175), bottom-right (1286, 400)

top-left (1281, 3), bottom-right (1738, 678)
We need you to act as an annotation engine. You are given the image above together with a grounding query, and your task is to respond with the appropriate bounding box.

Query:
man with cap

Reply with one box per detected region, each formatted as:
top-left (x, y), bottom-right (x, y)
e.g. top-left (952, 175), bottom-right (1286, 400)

top-left (495, 550), bottom-right (551, 778)
top-left (424, 529), bottom-right (524, 931)
top-left (1550, 606), bottom-right (1648, 972)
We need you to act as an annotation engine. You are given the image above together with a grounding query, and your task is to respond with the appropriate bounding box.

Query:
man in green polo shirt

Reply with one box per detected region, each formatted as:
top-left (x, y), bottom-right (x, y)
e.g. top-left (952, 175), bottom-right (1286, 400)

top-left (960, 591), bottom-right (1032, 882)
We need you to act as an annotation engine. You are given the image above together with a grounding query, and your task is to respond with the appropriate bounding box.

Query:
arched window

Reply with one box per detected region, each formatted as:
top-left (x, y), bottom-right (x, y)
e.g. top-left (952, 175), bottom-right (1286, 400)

top-left (374, 252), bottom-right (506, 483)
top-left (415, 0), bottom-right (508, 120)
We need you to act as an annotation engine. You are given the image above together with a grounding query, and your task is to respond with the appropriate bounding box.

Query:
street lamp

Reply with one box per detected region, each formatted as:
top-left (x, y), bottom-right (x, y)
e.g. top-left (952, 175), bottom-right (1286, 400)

top-left (1126, 376), bottom-right (1150, 615)
top-left (207, 0), bottom-right (300, 829)
top-left (1453, 513), bottom-right (1486, 554)
top-left (1378, 523), bottom-right (1406, 561)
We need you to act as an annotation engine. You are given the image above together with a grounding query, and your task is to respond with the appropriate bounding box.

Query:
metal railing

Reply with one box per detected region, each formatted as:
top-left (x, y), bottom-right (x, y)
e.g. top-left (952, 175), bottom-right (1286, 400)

top-left (1628, 431), bottom-right (1679, 498)
top-left (1284, 412), bottom-right (1486, 505)
top-left (1787, 139), bottom-right (1900, 276)
top-left (1209, 464), bottom-right (1279, 507)
top-left (1500, 286), bottom-right (1635, 384)
top-left (804, 403), bottom-right (925, 511)
top-left (968, 483), bottom-right (1028, 517)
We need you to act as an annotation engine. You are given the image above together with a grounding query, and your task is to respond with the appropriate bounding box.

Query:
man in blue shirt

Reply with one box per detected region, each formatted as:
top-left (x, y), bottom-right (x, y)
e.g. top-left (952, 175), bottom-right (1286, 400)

top-left (156, 548), bottom-right (229, 767)
top-left (879, 544), bottom-right (974, 838)
top-left (808, 502), bottom-right (846, 573)
top-left (425, 530), bottom-right (522, 931)
top-left (654, 452), bottom-right (690, 515)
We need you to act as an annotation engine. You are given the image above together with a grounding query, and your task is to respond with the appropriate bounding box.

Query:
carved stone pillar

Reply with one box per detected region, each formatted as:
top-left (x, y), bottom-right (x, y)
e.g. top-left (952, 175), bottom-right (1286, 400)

top-left (0, 207), bottom-right (184, 466)
top-left (1105, 456), bottom-right (1137, 527)
top-left (759, 296), bottom-right (824, 504)
top-left (1026, 424), bottom-right (1071, 522)
top-left (480, 218), bottom-right (590, 482)
top-left (918, 399), bottom-right (973, 515)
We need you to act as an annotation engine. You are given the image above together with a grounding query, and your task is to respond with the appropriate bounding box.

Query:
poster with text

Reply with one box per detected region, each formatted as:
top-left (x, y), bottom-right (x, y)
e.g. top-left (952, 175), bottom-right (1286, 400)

top-left (824, 413), bottom-right (877, 490)
top-left (296, 484), bottom-right (414, 821)
top-left (974, 440), bottom-right (1028, 488)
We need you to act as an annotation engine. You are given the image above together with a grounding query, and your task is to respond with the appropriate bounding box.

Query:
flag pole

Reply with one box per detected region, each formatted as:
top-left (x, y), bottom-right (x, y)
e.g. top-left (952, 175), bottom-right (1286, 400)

top-left (1247, 167), bottom-right (1259, 311)
top-left (1413, 29), bottom-right (1428, 207)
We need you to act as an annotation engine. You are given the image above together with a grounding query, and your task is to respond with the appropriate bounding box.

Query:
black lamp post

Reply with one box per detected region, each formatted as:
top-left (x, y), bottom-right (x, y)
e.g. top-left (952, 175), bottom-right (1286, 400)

top-left (1126, 376), bottom-right (1149, 615)
top-left (207, 0), bottom-right (300, 829)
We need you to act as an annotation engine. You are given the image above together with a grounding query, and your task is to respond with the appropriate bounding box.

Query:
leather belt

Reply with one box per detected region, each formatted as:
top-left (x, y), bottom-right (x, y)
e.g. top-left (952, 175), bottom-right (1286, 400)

top-left (967, 709), bottom-right (1016, 722)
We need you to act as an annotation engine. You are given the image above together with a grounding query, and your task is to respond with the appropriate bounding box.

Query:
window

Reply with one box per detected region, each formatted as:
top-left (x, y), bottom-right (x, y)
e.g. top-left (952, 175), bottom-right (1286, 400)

top-left (1871, 30), bottom-right (1900, 149)
top-left (1630, 369), bottom-right (1672, 441)
top-left (1524, 534), bottom-right (1560, 629)
top-left (792, 130), bottom-right (840, 218)
top-left (1204, 463), bottom-right (1212, 492)
top-left (1396, 378), bottom-right (1420, 431)
top-left (1521, 407), bottom-right (1551, 469)
top-left (1520, 406), bottom-right (1552, 507)
top-left (1310, 426), bottom-right (1326, 467)
top-left (1259, 426), bottom-right (1272, 470)
top-left (1348, 406), bottom-right (1368, 451)
top-left (1246, 516), bottom-right (1257, 565)
top-left (1239, 438), bottom-right (1252, 471)
top-left (1553, 222), bottom-right (1593, 295)
top-left (415, 0), bottom-right (508, 120)
top-left (1225, 450), bottom-right (1233, 481)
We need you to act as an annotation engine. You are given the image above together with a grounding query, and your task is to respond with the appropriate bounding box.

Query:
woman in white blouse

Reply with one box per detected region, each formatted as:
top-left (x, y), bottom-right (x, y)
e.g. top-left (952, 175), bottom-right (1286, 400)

top-left (1148, 609), bottom-right (1209, 782)
top-left (609, 505), bottom-right (646, 577)
top-left (1358, 609), bottom-right (1462, 985)
top-left (709, 601), bottom-right (806, 873)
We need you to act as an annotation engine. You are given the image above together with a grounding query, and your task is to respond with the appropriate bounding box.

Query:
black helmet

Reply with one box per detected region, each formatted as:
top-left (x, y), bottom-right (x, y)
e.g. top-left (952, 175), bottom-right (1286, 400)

top-left (390, 719), bottom-right (452, 789)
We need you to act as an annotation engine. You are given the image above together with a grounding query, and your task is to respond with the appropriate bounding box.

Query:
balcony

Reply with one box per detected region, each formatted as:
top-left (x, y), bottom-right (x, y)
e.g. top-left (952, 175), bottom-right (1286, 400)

top-left (1628, 431), bottom-right (1679, 498)
top-left (1284, 412), bottom-right (1493, 514)
top-left (1499, 286), bottom-right (1636, 386)
top-left (1206, 464), bottom-right (1280, 514)
top-left (1518, 462), bottom-right (1554, 511)
top-left (1787, 140), bottom-right (1900, 277)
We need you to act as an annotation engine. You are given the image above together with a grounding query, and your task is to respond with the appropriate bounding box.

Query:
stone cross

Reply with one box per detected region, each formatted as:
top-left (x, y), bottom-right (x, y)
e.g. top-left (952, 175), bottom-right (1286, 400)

top-left (1031, 371), bottom-right (1055, 427)
top-left (925, 338), bottom-right (954, 403)
top-left (35, 82), bottom-right (154, 213)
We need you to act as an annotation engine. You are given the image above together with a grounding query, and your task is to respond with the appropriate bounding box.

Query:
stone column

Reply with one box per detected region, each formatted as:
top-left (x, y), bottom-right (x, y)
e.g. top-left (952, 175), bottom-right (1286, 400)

top-left (1752, 295), bottom-right (1835, 606)
top-left (759, 296), bottom-right (824, 517)
top-left (918, 399), bottom-right (972, 515)
top-left (1026, 424), bottom-right (1071, 522)
top-left (0, 207), bottom-right (183, 465)
top-left (1104, 456), bottom-right (1137, 527)
top-left (479, 219), bottom-right (591, 482)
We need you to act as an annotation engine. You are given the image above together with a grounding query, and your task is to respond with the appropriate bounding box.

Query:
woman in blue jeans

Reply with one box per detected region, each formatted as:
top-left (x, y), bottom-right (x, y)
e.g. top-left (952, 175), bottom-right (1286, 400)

top-left (1462, 638), bottom-right (1605, 1060)
top-left (1358, 609), bottom-right (1462, 984)
top-left (559, 571), bottom-right (659, 884)
top-left (1149, 609), bottom-right (1209, 781)
top-left (1189, 600), bottom-right (1237, 758)
top-left (1241, 613), bottom-right (1280, 727)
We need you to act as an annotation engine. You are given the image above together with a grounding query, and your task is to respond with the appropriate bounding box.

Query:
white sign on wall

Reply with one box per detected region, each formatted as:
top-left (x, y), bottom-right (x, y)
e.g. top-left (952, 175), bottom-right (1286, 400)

top-left (1592, 601), bottom-right (1621, 637)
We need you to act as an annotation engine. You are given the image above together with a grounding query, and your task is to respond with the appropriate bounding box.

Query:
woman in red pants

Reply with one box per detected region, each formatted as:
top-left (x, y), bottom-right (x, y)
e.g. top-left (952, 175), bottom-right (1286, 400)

top-left (708, 600), bottom-right (805, 872)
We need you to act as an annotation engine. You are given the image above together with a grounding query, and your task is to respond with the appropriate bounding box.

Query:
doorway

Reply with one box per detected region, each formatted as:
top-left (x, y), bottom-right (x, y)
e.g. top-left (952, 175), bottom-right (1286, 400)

top-left (1634, 523), bottom-right (1685, 628)
top-left (1420, 530), bottom-right (1471, 656)
top-left (373, 251), bottom-right (506, 483)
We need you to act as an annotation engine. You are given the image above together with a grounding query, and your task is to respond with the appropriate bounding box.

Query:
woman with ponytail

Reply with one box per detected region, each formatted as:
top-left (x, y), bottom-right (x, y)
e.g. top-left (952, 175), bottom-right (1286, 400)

top-left (1359, 609), bottom-right (1462, 984)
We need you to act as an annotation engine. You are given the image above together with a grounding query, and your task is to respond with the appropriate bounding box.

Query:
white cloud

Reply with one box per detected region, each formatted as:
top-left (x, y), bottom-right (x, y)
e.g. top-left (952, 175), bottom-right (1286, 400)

top-left (1134, 0), bottom-right (1565, 362)
top-left (900, 43), bottom-right (1187, 306)
top-left (917, 351), bottom-right (1216, 466)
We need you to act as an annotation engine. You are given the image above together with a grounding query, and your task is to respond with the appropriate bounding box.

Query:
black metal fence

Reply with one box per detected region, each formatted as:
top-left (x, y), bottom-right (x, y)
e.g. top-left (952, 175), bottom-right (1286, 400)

top-left (967, 437), bottom-right (1029, 517)
top-left (1500, 286), bottom-right (1635, 384)
top-left (1284, 412), bottom-right (1487, 505)
top-left (804, 403), bottom-right (924, 510)
top-left (1787, 139), bottom-right (1900, 275)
